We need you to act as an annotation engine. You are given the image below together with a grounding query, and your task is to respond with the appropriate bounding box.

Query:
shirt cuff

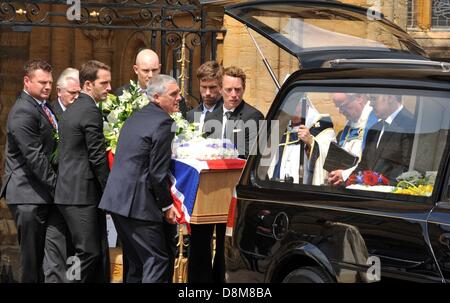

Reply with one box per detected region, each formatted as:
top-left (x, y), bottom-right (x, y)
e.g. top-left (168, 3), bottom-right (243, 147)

top-left (162, 204), bottom-right (173, 212)
top-left (342, 166), bottom-right (356, 181)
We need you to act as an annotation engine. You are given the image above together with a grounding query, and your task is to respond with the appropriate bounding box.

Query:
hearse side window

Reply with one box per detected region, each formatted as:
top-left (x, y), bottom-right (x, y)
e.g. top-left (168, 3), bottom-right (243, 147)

top-left (257, 87), bottom-right (450, 200)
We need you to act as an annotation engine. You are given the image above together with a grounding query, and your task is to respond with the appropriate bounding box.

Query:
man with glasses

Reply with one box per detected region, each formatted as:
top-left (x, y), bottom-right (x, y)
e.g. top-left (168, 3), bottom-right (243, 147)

top-left (52, 67), bottom-right (81, 120)
top-left (327, 93), bottom-right (378, 185)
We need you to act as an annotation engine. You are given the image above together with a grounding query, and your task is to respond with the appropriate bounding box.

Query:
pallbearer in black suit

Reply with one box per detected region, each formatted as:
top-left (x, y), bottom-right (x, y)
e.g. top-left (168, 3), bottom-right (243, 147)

top-left (55, 60), bottom-right (111, 282)
top-left (186, 61), bottom-right (223, 127)
top-left (203, 66), bottom-right (264, 159)
top-left (355, 94), bottom-right (416, 183)
top-left (199, 66), bottom-right (264, 283)
top-left (51, 67), bottom-right (81, 120)
top-left (0, 60), bottom-right (62, 282)
top-left (187, 61), bottom-right (225, 284)
top-left (99, 75), bottom-right (180, 283)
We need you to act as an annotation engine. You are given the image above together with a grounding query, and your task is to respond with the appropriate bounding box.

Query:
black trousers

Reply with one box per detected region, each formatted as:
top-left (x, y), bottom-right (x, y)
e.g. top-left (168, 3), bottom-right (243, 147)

top-left (188, 223), bottom-right (226, 283)
top-left (112, 214), bottom-right (176, 283)
top-left (57, 205), bottom-right (110, 283)
top-left (43, 205), bottom-right (74, 283)
top-left (8, 204), bottom-right (69, 283)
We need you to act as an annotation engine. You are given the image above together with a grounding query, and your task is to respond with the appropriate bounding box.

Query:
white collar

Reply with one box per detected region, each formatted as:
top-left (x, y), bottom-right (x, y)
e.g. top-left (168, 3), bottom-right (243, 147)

top-left (384, 104), bottom-right (403, 125)
top-left (222, 105), bottom-right (235, 115)
top-left (350, 102), bottom-right (373, 128)
top-left (202, 103), bottom-right (216, 114)
top-left (58, 98), bottom-right (67, 111)
top-left (23, 90), bottom-right (45, 106)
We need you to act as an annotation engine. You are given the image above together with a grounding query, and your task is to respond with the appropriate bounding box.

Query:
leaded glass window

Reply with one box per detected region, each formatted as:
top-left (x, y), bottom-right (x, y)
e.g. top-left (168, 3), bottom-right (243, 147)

top-left (432, 0), bottom-right (450, 28)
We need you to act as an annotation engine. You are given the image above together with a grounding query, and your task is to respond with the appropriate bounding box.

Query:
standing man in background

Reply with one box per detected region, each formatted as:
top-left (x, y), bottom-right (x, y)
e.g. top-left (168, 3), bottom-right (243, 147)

top-left (186, 60), bottom-right (223, 129)
top-left (115, 48), bottom-right (188, 117)
top-left (204, 66), bottom-right (264, 159)
top-left (51, 67), bottom-right (81, 120)
top-left (1, 59), bottom-right (61, 282)
top-left (55, 60), bottom-right (111, 282)
top-left (187, 60), bottom-right (225, 283)
top-left (199, 66), bottom-right (264, 283)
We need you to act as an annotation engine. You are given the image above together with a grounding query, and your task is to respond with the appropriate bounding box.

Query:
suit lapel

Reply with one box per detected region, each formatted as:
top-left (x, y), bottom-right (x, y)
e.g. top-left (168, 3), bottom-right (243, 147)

top-left (21, 92), bottom-right (54, 128)
top-left (376, 109), bottom-right (406, 157)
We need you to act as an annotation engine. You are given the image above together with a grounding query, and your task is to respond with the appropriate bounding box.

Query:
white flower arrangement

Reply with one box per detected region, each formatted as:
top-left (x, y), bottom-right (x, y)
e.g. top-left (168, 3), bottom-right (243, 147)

top-left (101, 80), bottom-right (149, 153)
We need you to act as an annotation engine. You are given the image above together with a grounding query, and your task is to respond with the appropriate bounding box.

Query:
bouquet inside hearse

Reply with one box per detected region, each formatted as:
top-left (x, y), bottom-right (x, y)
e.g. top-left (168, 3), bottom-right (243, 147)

top-left (345, 169), bottom-right (436, 197)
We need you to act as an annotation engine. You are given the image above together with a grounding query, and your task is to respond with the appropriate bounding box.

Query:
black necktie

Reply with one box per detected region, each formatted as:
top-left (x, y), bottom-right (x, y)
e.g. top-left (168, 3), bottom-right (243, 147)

top-left (223, 111), bottom-right (232, 139)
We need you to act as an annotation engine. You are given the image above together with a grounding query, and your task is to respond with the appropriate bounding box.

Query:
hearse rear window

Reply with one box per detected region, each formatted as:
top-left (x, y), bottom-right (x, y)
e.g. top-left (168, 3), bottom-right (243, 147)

top-left (257, 87), bottom-right (450, 200)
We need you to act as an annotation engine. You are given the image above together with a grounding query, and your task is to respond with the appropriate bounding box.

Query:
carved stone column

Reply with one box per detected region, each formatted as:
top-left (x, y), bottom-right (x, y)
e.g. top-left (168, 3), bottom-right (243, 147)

top-left (83, 29), bottom-right (114, 67)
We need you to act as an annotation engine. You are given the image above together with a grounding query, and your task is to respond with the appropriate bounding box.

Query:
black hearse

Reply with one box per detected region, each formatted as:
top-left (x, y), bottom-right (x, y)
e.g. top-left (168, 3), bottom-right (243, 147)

top-left (224, 1), bottom-right (450, 282)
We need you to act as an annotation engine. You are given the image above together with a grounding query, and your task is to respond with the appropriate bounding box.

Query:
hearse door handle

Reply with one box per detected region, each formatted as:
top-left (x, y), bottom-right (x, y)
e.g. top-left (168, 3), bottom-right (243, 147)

top-left (439, 233), bottom-right (450, 247)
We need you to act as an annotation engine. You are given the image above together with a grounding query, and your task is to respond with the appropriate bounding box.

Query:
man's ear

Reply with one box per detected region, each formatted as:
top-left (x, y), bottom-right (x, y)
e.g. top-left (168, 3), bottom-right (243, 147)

top-left (133, 64), bottom-right (138, 76)
top-left (56, 87), bottom-right (62, 97)
top-left (84, 80), bottom-right (93, 92)
top-left (153, 93), bottom-right (160, 104)
top-left (23, 75), bottom-right (30, 87)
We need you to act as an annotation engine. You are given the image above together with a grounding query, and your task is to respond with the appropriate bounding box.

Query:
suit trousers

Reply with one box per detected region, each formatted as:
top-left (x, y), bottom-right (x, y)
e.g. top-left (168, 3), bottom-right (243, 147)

top-left (112, 213), bottom-right (175, 283)
top-left (188, 223), bottom-right (226, 283)
top-left (43, 205), bottom-right (74, 283)
top-left (57, 205), bottom-right (110, 283)
top-left (8, 204), bottom-right (49, 282)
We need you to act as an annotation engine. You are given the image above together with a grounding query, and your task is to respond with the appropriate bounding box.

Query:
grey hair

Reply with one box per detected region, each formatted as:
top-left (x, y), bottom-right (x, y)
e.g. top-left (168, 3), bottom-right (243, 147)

top-left (56, 67), bottom-right (79, 88)
top-left (347, 93), bottom-right (369, 104)
top-left (146, 74), bottom-right (177, 102)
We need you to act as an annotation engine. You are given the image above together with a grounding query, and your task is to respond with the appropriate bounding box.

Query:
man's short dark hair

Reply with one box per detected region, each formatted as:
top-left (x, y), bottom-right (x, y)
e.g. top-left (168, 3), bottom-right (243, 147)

top-left (223, 66), bottom-right (246, 89)
top-left (79, 60), bottom-right (111, 87)
top-left (196, 60), bottom-right (223, 82)
top-left (24, 59), bottom-right (52, 77)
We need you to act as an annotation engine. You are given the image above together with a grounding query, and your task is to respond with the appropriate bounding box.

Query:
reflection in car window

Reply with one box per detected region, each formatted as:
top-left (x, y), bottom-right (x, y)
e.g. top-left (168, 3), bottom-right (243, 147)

top-left (231, 4), bottom-right (425, 56)
top-left (258, 87), bottom-right (450, 199)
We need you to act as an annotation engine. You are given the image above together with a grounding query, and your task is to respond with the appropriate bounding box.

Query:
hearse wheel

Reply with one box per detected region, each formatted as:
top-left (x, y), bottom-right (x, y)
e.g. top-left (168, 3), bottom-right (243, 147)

top-left (282, 266), bottom-right (333, 283)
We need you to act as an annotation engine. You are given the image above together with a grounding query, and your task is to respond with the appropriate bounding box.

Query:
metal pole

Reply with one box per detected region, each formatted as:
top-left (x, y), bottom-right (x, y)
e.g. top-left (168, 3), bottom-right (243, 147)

top-left (245, 25), bottom-right (281, 90)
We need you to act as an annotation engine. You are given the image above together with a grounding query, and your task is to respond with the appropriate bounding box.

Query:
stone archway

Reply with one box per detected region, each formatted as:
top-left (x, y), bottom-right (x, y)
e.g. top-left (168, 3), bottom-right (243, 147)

top-left (119, 31), bottom-right (149, 87)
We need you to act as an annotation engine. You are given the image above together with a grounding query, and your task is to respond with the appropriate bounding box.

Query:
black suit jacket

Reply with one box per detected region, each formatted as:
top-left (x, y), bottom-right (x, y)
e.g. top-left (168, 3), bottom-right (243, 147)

top-left (51, 99), bottom-right (64, 121)
top-left (355, 107), bottom-right (416, 183)
top-left (99, 102), bottom-right (175, 222)
top-left (186, 99), bottom-right (223, 124)
top-left (55, 93), bottom-right (109, 205)
top-left (115, 82), bottom-right (189, 118)
top-left (1, 91), bottom-right (57, 204)
top-left (203, 100), bottom-right (264, 158)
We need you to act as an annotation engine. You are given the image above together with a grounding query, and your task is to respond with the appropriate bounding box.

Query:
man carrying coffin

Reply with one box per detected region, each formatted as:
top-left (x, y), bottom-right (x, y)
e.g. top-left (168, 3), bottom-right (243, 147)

top-left (99, 75), bottom-right (180, 283)
top-left (199, 66), bottom-right (263, 283)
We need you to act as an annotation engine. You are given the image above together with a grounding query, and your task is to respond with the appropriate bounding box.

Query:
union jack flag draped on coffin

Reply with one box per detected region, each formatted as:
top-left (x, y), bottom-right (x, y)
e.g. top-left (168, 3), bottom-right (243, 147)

top-left (169, 158), bottom-right (246, 226)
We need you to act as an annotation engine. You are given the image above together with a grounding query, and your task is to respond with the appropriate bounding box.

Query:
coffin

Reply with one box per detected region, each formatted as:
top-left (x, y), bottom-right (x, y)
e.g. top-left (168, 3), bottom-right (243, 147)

top-left (190, 167), bottom-right (242, 224)
top-left (107, 151), bottom-right (245, 225)
top-left (170, 158), bottom-right (245, 225)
